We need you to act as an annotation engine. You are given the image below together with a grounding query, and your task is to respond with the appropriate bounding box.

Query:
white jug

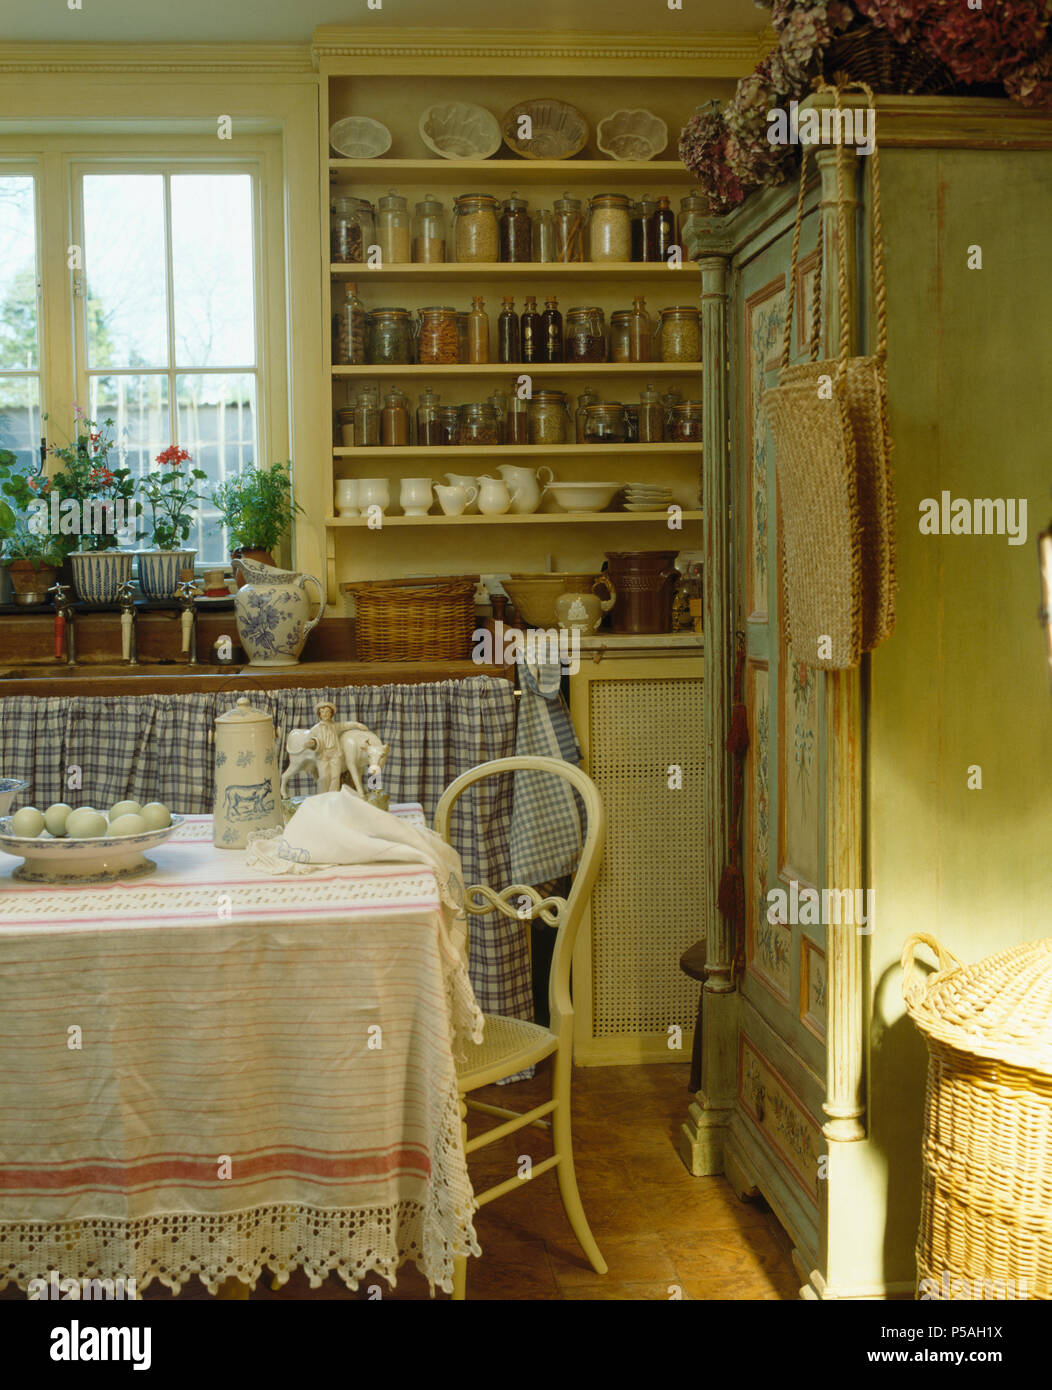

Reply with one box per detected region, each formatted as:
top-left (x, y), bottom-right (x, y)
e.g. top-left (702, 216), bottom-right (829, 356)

top-left (233, 556), bottom-right (324, 667)
top-left (477, 476), bottom-right (511, 516)
top-left (213, 697), bottom-right (282, 849)
top-left (497, 464), bottom-right (553, 515)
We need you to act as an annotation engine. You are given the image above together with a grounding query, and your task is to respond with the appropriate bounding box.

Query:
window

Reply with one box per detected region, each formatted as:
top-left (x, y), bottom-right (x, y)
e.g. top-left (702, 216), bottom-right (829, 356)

top-left (75, 168), bottom-right (261, 565)
top-left (0, 171), bottom-right (43, 475)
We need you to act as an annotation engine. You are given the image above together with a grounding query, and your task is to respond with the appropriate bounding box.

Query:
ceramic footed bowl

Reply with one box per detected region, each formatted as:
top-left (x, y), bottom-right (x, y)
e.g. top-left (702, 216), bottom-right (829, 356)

top-left (0, 778), bottom-right (29, 817)
top-left (501, 99), bottom-right (589, 160)
top-left (329, 116), bottom-right (392, 158)
top-left (0, 814), bottom-right (184, 884)
top-left (596, 109), bottom-right (669, 161)
top-left (419, 102), bottom-right (502, 159)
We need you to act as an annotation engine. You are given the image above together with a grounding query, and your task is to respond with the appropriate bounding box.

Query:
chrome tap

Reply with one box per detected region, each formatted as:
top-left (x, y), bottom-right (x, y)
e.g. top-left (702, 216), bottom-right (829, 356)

top-left (177, 581), bottom-right (198, 665)
top-left (47, 583), bottom-right (76, 666)
top-left (117, 580), bottom-right (138, 666)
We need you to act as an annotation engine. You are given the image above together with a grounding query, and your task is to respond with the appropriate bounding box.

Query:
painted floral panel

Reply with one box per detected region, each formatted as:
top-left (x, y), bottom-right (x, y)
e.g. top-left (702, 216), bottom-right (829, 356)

top-left (744, 281), bottom-right (786, 621)
top-left (741, 1038), bottom-right (821, 1207)
top-left (746, 662), bottom-right (790, 998)
top-left (782, 647), bottom-right (821, 887)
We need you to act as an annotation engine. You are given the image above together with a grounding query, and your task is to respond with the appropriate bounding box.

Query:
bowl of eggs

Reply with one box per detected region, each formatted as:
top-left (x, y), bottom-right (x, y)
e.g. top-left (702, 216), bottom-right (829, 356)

top-left (0, 799), bottom-right (181, 884)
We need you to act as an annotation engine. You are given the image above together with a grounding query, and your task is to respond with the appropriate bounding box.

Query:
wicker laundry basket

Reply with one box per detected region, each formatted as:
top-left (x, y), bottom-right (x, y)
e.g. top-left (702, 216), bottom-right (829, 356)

top-left (342, 576), bottom-right (478, 662)
top-left (901, 934), bottom-right (1052, 1301)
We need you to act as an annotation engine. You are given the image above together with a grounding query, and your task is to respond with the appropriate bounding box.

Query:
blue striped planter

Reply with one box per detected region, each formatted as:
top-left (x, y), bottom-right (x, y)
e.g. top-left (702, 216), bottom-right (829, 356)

top-left (138, 550), bottom-right (196, 599)
top-left (69, 550), bottom-right (134, 604)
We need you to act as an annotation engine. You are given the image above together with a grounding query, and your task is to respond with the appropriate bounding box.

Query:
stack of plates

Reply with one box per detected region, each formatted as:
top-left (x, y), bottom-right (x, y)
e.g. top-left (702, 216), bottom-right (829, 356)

top-left (623, 484), bottom-right (673, 512)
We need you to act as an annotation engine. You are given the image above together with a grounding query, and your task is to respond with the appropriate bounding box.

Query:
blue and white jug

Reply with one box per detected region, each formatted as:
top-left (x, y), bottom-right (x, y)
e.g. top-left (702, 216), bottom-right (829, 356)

top-left (233, 556), bottom-right (324, 667)
top-left (213, 697), bottom-right (282, 849)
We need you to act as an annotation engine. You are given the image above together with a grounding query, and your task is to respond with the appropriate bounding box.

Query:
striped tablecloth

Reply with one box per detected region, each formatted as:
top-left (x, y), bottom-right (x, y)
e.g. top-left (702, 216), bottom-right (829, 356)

top-left (0, 811), bottom-right (483, 1297)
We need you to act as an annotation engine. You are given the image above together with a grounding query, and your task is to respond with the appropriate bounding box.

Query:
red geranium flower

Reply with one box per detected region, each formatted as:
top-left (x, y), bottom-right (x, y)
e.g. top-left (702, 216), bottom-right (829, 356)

top-left (155, 444), bottom-right (193, 469)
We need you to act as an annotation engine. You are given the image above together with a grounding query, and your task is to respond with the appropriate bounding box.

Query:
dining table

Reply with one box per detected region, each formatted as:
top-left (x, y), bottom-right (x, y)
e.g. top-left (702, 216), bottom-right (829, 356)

top-left (0, 808), bottom-right (484, 1298)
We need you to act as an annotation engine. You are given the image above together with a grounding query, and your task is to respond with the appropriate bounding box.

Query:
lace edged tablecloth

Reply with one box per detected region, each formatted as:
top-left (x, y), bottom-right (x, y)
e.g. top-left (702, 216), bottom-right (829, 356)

top-left (0, 813), bottom-right (483, 1297)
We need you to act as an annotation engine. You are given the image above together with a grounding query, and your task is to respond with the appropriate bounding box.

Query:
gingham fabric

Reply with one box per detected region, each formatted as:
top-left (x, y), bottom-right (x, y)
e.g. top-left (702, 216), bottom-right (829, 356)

top-left (510, 661), bottom-right (583, 885)
top-left (0, 677), bottom-right (540, 1022)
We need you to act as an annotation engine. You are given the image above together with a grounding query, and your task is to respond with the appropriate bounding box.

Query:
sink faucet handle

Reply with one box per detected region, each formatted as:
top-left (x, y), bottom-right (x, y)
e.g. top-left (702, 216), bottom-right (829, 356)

top-left (176, 580), bottom-right (198, 607)
top-left (116, 579), bottom-right (136, 609)
top-left (47, 582), bottom-right (72, 610)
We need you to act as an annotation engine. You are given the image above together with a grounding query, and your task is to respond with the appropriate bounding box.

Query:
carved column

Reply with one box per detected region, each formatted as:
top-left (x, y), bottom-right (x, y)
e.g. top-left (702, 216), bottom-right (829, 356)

top-left (815, 143), bottom-right (866, 1145)
top-left (679, 249), bottom-right (738, 1176)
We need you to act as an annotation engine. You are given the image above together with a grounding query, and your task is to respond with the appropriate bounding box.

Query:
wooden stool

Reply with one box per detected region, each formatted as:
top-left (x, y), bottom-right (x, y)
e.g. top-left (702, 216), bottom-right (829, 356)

top-left (679, 939), bottom-right (707, 1093)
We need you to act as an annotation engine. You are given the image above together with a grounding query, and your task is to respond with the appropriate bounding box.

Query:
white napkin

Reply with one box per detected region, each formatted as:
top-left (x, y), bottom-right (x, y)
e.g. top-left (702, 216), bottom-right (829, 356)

top-left (245, 787), bottom-right (471, 966)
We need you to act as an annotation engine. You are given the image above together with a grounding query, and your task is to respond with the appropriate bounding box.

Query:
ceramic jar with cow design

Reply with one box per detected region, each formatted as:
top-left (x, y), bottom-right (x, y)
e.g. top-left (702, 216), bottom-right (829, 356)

top-left (213, 697), bottom-right (283, 849)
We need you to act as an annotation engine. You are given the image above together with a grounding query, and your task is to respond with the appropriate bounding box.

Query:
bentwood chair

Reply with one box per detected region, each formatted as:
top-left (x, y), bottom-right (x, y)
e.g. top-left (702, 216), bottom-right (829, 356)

top-left (432, 755), bottom-right (608, 1299)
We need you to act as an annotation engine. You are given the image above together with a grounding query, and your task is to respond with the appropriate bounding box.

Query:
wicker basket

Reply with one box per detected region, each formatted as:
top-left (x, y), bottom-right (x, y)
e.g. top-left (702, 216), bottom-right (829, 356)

top-left (823, 23), bottom-right (955, 96)
top-left (902, 934), bottom-right (1052, 1301)
top-left (342, 575), bottom-right (478, 662)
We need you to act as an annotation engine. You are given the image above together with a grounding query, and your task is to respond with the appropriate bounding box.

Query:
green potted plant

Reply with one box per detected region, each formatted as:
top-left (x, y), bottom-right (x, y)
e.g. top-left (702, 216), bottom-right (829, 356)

top-left (210, 460), bottom-right (303, 585)
top-left (138, 444), bottom-right (208, 598)
top-left (1, 521), bottom-right (66, 607)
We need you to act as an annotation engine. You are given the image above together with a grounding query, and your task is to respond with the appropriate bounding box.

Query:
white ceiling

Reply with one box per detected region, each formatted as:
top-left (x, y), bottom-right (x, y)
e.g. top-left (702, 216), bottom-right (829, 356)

top-left (0, 0), bottom-right (769, 44)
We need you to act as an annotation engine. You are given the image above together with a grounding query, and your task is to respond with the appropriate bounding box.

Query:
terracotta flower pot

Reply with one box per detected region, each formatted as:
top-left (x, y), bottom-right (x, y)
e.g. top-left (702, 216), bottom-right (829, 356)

top-left (232, 547), bottom-right (276, 589)
top-left (7, 560), bottom-right (57, 606)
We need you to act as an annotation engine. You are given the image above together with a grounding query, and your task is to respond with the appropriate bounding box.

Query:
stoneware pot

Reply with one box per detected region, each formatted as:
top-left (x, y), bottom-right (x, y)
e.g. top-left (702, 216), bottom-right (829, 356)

top-left (555, 577), bottom-right (617, 633)
top-left (138, 549), bottom-right (197, 599)
top-left (233, 554), bottom-right (324, 667)
top-left (6, 560), bottom-right (56, 606)
top-left (212, 697), bottom-right (282, 849)
top-left (69, 550), bottom-right (133, 604)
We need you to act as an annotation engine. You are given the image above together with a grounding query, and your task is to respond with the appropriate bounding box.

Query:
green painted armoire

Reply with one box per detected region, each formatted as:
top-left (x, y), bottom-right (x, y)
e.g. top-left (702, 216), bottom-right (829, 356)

top-left (681, 94), bottom-right (1052, 1299)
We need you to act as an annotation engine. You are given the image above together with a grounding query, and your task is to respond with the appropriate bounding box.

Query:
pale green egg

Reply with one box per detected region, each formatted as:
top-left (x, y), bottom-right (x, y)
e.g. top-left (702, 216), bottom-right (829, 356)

top-left (65, 808), bottom-right (108, 839)
top-left (108, 813), bottom-right (148, 838)
top-left (139, 802), bottom-right (171, 830)
top-left (109, 799), bottom-right (142, 821)
top-left (43, 803), bottom-right (73, 837)
top-left (11, 806), bottom-right (45, 838)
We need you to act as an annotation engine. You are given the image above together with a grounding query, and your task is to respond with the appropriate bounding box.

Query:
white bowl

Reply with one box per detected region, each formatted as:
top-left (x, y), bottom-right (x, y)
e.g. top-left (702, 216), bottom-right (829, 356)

top-left (0, 778), bottom-right (29, 817)
top-left (329, 116), bottom-right (392, 159)
top-left (419, 102), bottom-right (501, 160)
top-left (596, 108), bottom-right (669, 161)
top-left (544, 482), bottom-right (623, 513)
top-left (0, 814), bottom-right (184, 884)
top-left (501, 99), bottom-right (589, 160)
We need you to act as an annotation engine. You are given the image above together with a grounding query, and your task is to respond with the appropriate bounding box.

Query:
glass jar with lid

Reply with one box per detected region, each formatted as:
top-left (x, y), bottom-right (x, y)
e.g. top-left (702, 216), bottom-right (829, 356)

top-left (679, 190), bottom-right (708, 262)
top-left (628, 296), bottom-right (651, 362)
top-left (553, 194), bottom-right (584, 262)
top-left (438, 405), bottom-right (461, 447)
top-left (669, 400), bottom-right (704, 443)
top-left (417, 306), bottom-right (459, 365)
top-left (507, 392), bottom-right (529, 444)
top-left (336, 406), bottom-right (355, 448)
top-left (630, 200), bottom-right (645, 261)
top-left (528, 389), bottom-right (571, 445)
top-left (488, 387), bottom-right (510, 444)
top-left (368, 308), bottom-right (413, 365)
top-left (638, 384), bottom-right (663, 443)
top-left (640, 196), bottom-right (660, 261)
top-left (587, 194), bottom-right (632, 262)
top-left (459, 402), bottom-right (500, 446)
top-left (382, 389), bottom-right (411, 447)
top-left (377, 191), bottom-right (411, 264)
top-left (622, 405), bottom-right (639, 443)
top-left (575, 387), bottom-right (599, 443)
top-left (412, 194), bottom-right (446, 263)
top-left (532, 208), bottom-right (554, 263)
top-left (649, 196), bottom-right (677, 262)
top-left (417, 388), bottom-right (442, 446)
top-left (610, 311), bottom-right (633, 365)
top-left (452, 193), bottom-right (500, 262)
top-left (354, 384), bottom-right (381, 447)
top-left (658, 305), bottom-right (702, 362)
top-left (331, 197), bottom-right (375, 264)
top-left (566, 306), bottom-right (607, 363)
top-left (334, 282), bottom-right (367, 365)
top-left (584, 402), bottom-right (626, 445)
top-left (499, 193), bottom-right (532, 263)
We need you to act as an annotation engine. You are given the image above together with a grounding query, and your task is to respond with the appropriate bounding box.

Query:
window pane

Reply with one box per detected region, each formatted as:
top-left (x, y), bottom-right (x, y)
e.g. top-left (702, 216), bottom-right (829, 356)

top-left (0, 375), bottom-right (41, 476)
top-left (88, 373), bottom-right (171, 492)
top-left (172, 174), bottom-right (255, 368)
top-left (0, 175), bottom-right (39, 371)
top-left (176, 373), bottom-right (257, 565)
top-left (83, 175), bottom-right (168, 370)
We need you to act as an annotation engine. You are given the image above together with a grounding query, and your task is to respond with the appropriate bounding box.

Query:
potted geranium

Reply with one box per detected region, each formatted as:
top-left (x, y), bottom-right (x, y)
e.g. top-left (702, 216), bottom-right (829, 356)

top-left (1, 520), bottom-right (66, 607)
top-left (138, 444), bottom-right (208, 598)
top-left (210, 461), bottom-right (302, 586)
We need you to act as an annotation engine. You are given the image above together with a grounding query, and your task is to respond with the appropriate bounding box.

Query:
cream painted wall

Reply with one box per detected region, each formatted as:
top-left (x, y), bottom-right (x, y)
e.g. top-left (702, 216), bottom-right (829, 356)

top-left (0, 59), bottom-right (328, 595)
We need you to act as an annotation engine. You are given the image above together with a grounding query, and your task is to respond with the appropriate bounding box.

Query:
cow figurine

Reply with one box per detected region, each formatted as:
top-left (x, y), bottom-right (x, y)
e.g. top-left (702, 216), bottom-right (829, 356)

top-left (340, 726), bottom-right (390, 798)
top-left (280, 710), bottom-right (390, 800)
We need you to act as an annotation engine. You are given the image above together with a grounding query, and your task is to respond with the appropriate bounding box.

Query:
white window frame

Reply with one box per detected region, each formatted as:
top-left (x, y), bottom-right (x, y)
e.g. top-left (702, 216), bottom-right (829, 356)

top-left (0, 161), bottom-right (46, 472)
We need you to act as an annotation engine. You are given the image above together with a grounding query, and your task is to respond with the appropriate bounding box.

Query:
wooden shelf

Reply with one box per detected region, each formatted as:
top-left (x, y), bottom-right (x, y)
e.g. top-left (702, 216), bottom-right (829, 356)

top-left (328, 159), bottom-right (693, 184)
top-left (330, 261), bottom-right (699, 281)
top-left (333, 362), bottom-right (699, 378)
top-left (326, 510), bottom-right (702, 527)
top-left (332, 443), bottom-right (701, 458)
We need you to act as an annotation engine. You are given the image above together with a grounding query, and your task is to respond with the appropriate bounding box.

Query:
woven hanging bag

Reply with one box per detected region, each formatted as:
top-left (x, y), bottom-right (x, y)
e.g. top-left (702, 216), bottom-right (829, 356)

top-left (902, 934), bottom-right (1052, 1301)
top-left (763, 80), bottom-right (896, 671)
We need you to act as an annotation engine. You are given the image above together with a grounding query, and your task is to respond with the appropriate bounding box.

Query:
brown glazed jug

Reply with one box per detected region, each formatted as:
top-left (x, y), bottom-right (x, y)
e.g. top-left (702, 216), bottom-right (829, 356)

top-left (604, 551), bottom-right (679, 634)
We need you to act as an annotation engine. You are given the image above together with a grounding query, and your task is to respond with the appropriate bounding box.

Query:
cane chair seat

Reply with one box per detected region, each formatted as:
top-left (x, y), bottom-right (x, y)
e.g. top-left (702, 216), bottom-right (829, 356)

top-left (457, 1015), bottom-right (558, 1091)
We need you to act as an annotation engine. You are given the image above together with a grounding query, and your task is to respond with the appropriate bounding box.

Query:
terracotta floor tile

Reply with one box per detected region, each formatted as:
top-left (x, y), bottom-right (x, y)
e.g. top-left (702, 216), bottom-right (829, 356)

top-left (667, 1226), bottom-right (803, 1301)
top-left (561, 1279), bottom-right (678, 1301)
top-left (547, 1231), bottom-right (677, 1289)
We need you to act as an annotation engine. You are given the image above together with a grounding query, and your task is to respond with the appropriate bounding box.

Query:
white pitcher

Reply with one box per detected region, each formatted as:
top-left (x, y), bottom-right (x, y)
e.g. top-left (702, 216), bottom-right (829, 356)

top-left (497, 464), bottom-right (554, 515)
top-left (233, 556), bottom-right (324, 667)
top-left (477, 476), bottom-right (511, 516)
top-left (212, 697), bottom-right (282, 849)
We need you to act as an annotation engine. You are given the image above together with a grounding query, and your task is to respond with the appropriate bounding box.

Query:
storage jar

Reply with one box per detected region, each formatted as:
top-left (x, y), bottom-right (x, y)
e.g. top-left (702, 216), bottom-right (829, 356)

top-left (331, 197), bottom-right (375, 264)
top-left (658, 305), bottom-right (702, 363)
top-left (566, 306), bottom-right (607, 363)
top-left (649, 195), bottom-right (677, 262)
top-left (418, 305), bottom-right (459, 365)
top-left (354, 385), bottom-right (381, 447)
top-left (500, 194), bottom-right (532, 263)
top-left (638, 384), bottom-right (663, 443)
top-left (416, 388), bottom-right (442, 446)
top-left (334, 282), bottom-right (367, 365)
top-left (669, 400), bottom-right (704, 442)
top-left (679, 191), bottom-right (708, 261)
top-left (528, 389), bottom-right (570, 445)
top-left (604, 550), bottom-right (679, 634)
top-left (467, 296), bottom-right (490, 364)
top-left (412, 195), bottom-right (446, 263)
top-left (553, 194), bottom-right (584, 262)
top-left (575, 387), bottom-right (599, 443)
top-left (438, 405), bottom-right (461, 447)
top-left (377, 190), bottom-right (411, 264)
top-left (622, 405), bottom-right (639, 443)
top-left (368, 307), bottom-right (413, 365)
top-left (507, 393), bottom-right (529, 444)
top-left (382, 390), bottom-right (411, 447)
top-left (588, 193), bottom-right (632, 262)
top-left (459, 402), bottom-right (500, 446)
top-left (453, 193), bottom-right (500, 262)
top-left (532, 208), bottom-right (554, 262)
top-left (584, 403), bottom-right (626, 445)
top-left (337, 406), bottom-right (355, 447)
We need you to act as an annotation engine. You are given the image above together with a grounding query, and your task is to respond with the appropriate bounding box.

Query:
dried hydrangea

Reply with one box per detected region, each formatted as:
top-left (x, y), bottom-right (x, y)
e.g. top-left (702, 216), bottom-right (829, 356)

top-left (922, 0), bottom-right (1048, 86)
top-left (678, 103), bottom-right (746, 215)
top-left (851, 0), bottom-right (921, 45)
top-left (1004, 44), bottom-right (1052, 106)
top-left (724, 57), bottom-right (796, 187)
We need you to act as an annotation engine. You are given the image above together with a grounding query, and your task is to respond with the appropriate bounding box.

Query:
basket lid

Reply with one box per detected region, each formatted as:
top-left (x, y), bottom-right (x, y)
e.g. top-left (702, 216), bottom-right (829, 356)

top-left (902, 934), bottom-right (1052, 1074)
